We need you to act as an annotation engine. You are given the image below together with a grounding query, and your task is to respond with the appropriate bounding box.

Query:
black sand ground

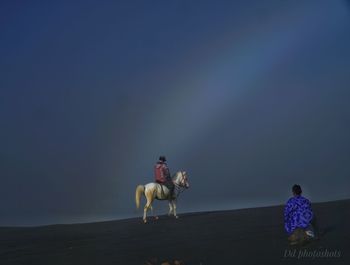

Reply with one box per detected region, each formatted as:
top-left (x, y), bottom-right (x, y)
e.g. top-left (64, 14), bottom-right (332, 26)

top-left (0, 199), bottom-right (349, 265)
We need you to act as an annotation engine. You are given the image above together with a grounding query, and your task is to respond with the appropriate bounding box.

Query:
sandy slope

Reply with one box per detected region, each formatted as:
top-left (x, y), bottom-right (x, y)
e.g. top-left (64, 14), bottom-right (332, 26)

top-left (0, 199), bottom-right (349, 265)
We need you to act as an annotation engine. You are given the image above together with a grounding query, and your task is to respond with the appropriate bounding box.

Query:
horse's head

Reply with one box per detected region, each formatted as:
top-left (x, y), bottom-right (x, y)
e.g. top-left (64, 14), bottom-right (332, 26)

top-left (175, 171), bottom-right (190, 189)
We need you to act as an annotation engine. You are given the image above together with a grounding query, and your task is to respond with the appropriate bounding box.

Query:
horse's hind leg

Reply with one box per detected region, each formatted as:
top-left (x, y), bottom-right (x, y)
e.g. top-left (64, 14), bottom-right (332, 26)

top-left (143, 203), bottom-right (150, 223)
top-left (149, 189), bottom-right (158, 220)
top-left (150, 206), bottom-right (159, 220)
top-left (143, 190), bottom-right (154, 223)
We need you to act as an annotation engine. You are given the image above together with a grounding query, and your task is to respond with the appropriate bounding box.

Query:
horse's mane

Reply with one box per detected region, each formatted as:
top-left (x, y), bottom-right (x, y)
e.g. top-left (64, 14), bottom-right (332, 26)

top-left (172, 171), bottom-right (180, 179)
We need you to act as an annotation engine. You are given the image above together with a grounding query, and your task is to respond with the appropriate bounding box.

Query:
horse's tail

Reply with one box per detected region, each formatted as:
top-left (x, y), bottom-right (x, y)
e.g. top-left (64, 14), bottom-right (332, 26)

top-left (135, 185), bottom-right (145, 209)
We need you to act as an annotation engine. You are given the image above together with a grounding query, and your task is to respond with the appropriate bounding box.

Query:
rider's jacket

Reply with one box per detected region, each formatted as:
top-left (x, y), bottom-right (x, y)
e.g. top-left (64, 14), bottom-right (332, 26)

top-left (154, 161), bottom-right (171, 184)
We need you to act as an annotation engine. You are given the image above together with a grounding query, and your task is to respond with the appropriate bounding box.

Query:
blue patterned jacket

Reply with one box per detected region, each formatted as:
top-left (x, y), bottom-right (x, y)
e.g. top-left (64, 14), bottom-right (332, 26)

top-left (284, 195), bottom-right (313, 234)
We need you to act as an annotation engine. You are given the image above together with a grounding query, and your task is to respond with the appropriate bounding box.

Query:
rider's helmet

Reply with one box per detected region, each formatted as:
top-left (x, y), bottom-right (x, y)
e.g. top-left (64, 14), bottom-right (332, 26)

top-left (159, 156), bottom-right (167, 162)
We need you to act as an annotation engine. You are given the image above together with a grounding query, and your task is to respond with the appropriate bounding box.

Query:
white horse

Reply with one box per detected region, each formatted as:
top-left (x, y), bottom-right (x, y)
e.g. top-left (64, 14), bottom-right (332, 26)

top-left (135, 171), bottom-right (189, 223)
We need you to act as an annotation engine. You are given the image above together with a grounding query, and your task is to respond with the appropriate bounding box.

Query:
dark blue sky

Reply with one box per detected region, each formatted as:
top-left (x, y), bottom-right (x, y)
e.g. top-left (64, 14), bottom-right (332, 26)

top-left (1, 0), bottom-right (350, 225)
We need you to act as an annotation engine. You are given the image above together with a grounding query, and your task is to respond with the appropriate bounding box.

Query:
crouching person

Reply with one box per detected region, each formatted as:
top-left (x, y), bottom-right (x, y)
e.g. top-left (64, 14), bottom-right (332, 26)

top-left (284, 184), bottom-right (318, 245)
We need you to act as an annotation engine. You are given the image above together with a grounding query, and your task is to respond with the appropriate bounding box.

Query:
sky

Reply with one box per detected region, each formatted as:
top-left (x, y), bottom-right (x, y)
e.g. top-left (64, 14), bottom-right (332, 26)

top-left (1, 0), bottom-right (350, 226)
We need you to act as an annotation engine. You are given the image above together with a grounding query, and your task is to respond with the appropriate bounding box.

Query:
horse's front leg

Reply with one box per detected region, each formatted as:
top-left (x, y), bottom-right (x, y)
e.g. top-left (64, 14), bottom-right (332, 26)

top-left (171, 200), bottom-right (178, 219)
top-left (168, 201), bottom-right (173, 216)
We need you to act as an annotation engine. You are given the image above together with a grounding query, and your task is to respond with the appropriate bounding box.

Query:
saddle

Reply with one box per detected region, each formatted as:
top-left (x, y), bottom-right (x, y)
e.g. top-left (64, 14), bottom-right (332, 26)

top-left (156, 183), bottom-right (173, 200)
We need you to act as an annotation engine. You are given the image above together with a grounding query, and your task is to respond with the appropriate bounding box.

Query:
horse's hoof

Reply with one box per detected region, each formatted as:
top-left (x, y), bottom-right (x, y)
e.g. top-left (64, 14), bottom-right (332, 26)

top-left (143, 219), bottom-right (147, 223)
top-left (175, 215), bottom-right (179, 219)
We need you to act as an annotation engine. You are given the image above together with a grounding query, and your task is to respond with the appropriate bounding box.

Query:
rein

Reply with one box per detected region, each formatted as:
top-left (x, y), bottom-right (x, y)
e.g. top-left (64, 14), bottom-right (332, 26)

top-left (174, 183), bottom-right (186, 199)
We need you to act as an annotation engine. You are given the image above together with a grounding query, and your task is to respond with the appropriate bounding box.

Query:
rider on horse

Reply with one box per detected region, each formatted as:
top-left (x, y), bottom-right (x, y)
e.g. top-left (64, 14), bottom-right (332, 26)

top-left (154, 156), bottom-right (174, 198)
